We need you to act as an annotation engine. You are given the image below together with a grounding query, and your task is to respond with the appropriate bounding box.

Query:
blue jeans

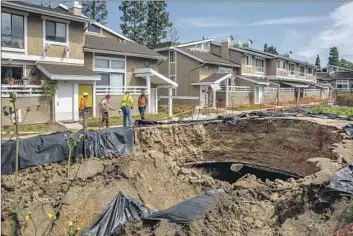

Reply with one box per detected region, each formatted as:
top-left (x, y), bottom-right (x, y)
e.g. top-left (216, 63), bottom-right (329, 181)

top-left (121, 106), bottom-right (132, 127)
top-left (138, 107), bottom-right (146, 120)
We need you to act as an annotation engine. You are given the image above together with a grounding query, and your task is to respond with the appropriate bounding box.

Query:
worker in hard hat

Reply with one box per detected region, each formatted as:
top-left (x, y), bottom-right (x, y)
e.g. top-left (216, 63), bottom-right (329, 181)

top-left (138, 90), bottom-right (148, 120)
top-left (80, 92), bottom-right (89, 130)
top-left (99, 94), bottom-right (115, 128)
top-left (120, 91), bottom-right (133, 127)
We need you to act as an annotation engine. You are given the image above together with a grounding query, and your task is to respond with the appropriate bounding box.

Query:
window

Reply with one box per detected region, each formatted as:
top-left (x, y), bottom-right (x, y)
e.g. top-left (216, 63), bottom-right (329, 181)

top-left (255, 59), bottom-right (265, 73)
top-left (87, 23), bottom-right (101, 33)
top-left (97, 73), bottom-right (125, 87)
top-left (1, 67), bottom-right (23, 84)
top-left (94, 58), bottom-right (125, 70)
top-left (336, 80), bottom-right (349, 90)
top-left (196, 43), bottom-right (202, 49)
top-left (170, 75), bottom-right (175, 81)
top-left (289, 63), bottom-right (295, 76)
top-left (203, 42), bottom-right (210, 50)
top-left (46, 20), bottom-right (67, 43)
top-left (245, 56), bottom-right (252, 66)
top-left (300, 66), bottom-right (305, 77)
top-left (1, 13), bottom-right (24, 49)
top-left (169, 50), bottom-right (175, 62)
top-left (277, 60), bottom-right (286, 70)
top-left (308, 68), bottom-right (313, 75)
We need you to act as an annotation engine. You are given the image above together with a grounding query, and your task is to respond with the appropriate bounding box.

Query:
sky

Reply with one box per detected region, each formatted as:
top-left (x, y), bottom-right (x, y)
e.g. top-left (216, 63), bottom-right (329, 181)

top-left (105, 1), bottom-right (353, 66)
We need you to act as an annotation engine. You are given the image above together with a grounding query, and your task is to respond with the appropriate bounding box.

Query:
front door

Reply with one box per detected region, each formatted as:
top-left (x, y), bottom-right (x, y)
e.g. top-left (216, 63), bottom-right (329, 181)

top-left (78, 84), bottom-right (93, 117)
top-left (200, 86), bottom-right (209, 106)
top-left (56, 82), bottom-right (74, 122)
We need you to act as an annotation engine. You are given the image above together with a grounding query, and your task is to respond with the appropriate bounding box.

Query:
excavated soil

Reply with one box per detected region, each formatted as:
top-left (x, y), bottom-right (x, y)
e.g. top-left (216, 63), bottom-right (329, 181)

top-left (1, 118), bottom-right (352, 236)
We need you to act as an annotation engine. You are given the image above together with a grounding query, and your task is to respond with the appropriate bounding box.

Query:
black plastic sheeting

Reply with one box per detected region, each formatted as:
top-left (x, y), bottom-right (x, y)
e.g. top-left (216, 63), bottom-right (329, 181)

top-left (83, 192), bottom-right (153, 236)
top-left (143, 189), bottom-right (226, 223)
top-left (1, 127), bottom-right (133, 175)
top-left (84, 189), bottom-right (226, 236)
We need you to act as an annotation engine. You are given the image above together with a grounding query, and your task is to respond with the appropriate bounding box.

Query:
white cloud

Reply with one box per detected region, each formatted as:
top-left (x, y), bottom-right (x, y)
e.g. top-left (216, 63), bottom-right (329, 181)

top-left (296, 2), bottom-right (353, 64)
top-left (248, 16), bottom-right (325, 26)
top-left (175, 17), bottom-right (236, 28)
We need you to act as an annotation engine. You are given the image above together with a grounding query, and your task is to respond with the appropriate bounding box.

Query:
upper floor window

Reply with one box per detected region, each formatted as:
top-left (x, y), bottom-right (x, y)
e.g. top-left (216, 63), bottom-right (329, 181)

top-left (170, 75), bottom-right (176, 81)
top-left (1, 12), bottom-right (24, 49)
top-left (289, 63), bottom-right (295, 76)
top-left (195, 42), bottom-right (210, 51)
top-left (308, 68), bottom-right (313, 75)
top-left (46, 20), bottom-right (67, 43)
top-left (95, 57), bottom-right (125, 70)
top-left (300, 66), bottom-right (305, 77)
top-left (277, 60), bottom-right (286, 70)
top-left (1, 66), bottom-right (23, 85)
top-left (336, 80), bottom-right (349, 89)
top-left (196, 43), bottom-right (202, 49)
top-left (245, 56), bottom-right (252, 66)
top-left (87, 23), bottom-right (101, 33)
top-left (255, 58), bottom-right (265, 73)
top-left (169, 51), bottom-right (175, 62)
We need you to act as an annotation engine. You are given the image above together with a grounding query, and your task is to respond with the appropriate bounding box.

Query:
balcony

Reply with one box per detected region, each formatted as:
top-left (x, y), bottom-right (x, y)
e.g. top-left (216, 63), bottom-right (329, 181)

top-left (1, 85), bottom-right (44, 97)
top-left (96, 86), bottom-right (148, 95)
top-left (255, 67), bottom-right (265, 73)
top-left (220, 86), bottom-right (250, 92)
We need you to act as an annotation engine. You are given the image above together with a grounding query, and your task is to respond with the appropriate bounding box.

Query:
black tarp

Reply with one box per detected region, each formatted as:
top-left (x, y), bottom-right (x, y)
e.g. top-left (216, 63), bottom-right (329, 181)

top-left (1, 127), bottom-right (133, 175)
top-left (83, 192), bottom-right (153, 236)
top-left (143, 189), bottom-right (226, 224)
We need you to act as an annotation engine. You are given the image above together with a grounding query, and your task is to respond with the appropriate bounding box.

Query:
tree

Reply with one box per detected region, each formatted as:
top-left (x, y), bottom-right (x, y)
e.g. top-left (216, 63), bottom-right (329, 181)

top-left (328, 47), bottom-right (340, 66)
top-left (340, 58), bottom-right (353, 69)
top-left (167, 25), bottom-right (179, 42)
top-left (263, 43), bottom-right (268, 52)
top-left (82, 1), bottom-right (108, 25)
top-left (315, 55), bottom-right (321, 68)
top-left (119, 1), bottom-right (147, 44)
top-left (145, 1), bottom-right (173, 48)
top-left (266, 46), bottom-right (278, 55)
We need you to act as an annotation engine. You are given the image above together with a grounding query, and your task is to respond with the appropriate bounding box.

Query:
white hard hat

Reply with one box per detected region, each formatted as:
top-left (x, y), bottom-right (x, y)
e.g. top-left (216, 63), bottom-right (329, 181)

top-left (83, 92), bottom-right (88, 96)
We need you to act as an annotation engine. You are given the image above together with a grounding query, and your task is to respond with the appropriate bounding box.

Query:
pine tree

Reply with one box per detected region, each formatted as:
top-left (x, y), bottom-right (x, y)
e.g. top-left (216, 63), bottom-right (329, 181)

top-left (340, 58), bottom-right (353, 69)
top-left (145, 1), bottom-right (173, 48)
top-left (82, 1), bottom-right (108, 25)
top-left (263, 43), bottom-right (268, 52)
top-left (315, 55), bottom-right (321, 68)
top-left (266, 46), bottom-right (278, 55)
top-left (119, 1), bottom-right (147, 44)
top-left (328, 47), bottom-right (340, 66)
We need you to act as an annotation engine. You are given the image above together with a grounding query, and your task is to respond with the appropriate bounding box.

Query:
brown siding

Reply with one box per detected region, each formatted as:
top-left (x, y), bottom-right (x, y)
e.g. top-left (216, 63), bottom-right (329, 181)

top-left (126, 56), bottom-right (158, 86)
top-left (27, 13), bottom-right (84, 59)
top-left (27, 13), bottom-right (43, 56)
top-left (169, 62), bottom-right (176, 76)
top-left (101, 29), bottom-right (118, 39)
top-left (200, 64), bottom-right (219, 80)
top-left (157, 51), bottom-right (169, 77)
top-left (84, 52), bottom-right (93, 69)
top-left (235, 79), bottom-right (255, 103)
top-left (267, 59), bottom-right (277, 76)
top-left (174, 52), bottom-right (200, 97)
top-left (241, 56), bottom-right (255, 74)
top-left (229, 50), bottom-right (242, 65)
top-left (1, 96), bottom-right (51, 125)
top-left (211, 44), bottom-right (221, 57)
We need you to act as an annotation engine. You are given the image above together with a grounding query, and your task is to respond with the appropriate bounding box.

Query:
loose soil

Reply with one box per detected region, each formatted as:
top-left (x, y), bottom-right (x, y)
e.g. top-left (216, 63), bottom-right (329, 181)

top-left (1, 118), bottom-right (352, 236)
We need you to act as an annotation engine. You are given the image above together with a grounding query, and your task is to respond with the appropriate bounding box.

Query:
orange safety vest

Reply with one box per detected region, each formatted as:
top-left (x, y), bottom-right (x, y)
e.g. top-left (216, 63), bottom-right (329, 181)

top-left (138, 95), bottom-right (146, 107)
top-left (80, 98), bottom-right (87, 111)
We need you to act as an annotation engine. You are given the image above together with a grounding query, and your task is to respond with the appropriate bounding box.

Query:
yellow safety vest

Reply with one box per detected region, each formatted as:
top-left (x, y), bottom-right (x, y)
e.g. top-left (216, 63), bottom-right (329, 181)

top-left (121, 94), bottom-right (133, 108)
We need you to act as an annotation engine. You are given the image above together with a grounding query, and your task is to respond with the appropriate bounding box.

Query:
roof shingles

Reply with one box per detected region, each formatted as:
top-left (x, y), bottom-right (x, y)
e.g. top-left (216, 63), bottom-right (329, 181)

top-left (201, 73), bottom-right (230, 83)
top-left (179, 48), bottom-right (239, 67)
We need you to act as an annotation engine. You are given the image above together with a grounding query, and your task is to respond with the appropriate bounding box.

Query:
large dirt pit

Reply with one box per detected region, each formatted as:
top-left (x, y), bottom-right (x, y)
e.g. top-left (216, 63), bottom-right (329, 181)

top-left (2, 118), bottom-right (353, 236)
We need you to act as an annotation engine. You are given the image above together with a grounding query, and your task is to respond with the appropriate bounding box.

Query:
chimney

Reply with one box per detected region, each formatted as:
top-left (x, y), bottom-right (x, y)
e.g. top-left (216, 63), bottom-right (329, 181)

top-left (221, 39), bottom-right (230, 61)
top-left (69, 1), bottom-right (82, 16)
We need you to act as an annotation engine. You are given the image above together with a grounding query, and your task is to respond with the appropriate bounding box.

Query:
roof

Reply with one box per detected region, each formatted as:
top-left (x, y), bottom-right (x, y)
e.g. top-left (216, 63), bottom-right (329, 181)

top-left (155, 39), bottom-right (214, 52)
top-left (2, 1), bottom-right (90, 22)
top-left (176, 39), bottom-right (214, 48)
top-left (91, 22), bottom-right (133, 42)
top-left (192, 73), bottom-right (231, 85)
top-left (84, 35), bottom-right (165, 60)
top-left (177, 48), bottom-right (239, 67)
top-left (316, 72), bottom-right (332, 81)
top-left (211, 42), bottom-right (275, 59)
top-left (281, 82), bottom-right (310, 88)
top-left (237, 75), bottom-right (270, 85)
top-left (134, 68), bottom-right (178, 87)
top-left (37, 63), bottom-right (100, 81)
top-left (334, 71), bottom-right (353, 79)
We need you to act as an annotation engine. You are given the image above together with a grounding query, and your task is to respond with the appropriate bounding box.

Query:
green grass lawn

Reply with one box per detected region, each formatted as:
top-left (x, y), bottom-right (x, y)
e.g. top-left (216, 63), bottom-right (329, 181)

top-left (308, 106), bottom-right (353, 117)
top-left (1, 123), bottom-right (66, 136)
top-left (83, 113), bottom-right (169, 127)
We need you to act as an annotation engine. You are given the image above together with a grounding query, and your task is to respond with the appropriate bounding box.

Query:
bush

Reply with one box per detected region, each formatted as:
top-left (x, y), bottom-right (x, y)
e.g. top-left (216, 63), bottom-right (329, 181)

top-left (336, 95), bottom-right (353, 106)
top-left (308, 106), bottom-right (353, 117)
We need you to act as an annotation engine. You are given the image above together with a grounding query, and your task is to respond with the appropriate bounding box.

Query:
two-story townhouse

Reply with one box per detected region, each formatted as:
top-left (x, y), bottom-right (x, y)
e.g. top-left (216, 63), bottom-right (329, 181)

top-left (155, 39), bottom-right (241, 108)
top-left (317, 65), bottom-right (353, 94)
top-left (82, 21), bottom-right (176, 117)
top-left (1, 1), bottom-right (176, 125)
top-left (211, 40), bottom-right (322, 103)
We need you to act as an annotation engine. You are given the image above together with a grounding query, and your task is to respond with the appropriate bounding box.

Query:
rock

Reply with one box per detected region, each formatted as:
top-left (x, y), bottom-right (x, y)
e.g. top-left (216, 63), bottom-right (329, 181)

top-left (231, 164), bottom-right (244, 172)
top-left (244, 216), bottom-right (254, 225)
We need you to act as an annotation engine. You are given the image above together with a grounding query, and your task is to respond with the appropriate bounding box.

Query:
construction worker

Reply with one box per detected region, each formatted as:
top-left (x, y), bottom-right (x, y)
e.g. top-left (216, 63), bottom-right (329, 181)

top-left (99, 94), bottom-right (115, 128)
top-left (121, 91), bottom-right (133, 127)
top-left (80, 92), bottom-right (88, 130)
top-left (138, 90), bottom-right (148, 120)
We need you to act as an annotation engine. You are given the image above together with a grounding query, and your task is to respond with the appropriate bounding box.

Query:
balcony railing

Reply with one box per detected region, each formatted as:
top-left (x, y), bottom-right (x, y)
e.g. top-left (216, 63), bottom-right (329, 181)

top-left (1, 85), bottom-right (44, 97)
top-left (255, 67), bottom-right (265, 73)
top-left (279, 88), bottom-right (294, 93)
top-left (96, 86), bottom-right (148, 95)
top-left (264, 87), bottom-right (277, 93)
top-left (220, 86), bottom-right (250, 92)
